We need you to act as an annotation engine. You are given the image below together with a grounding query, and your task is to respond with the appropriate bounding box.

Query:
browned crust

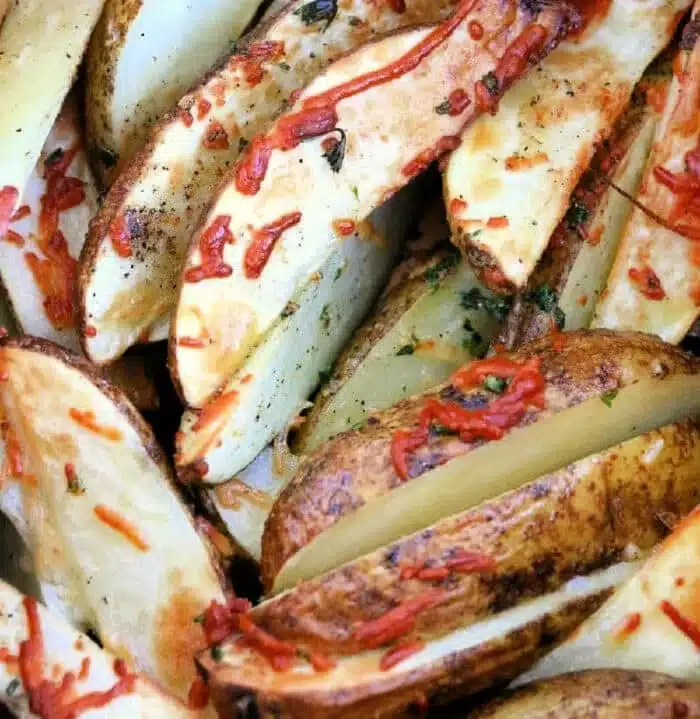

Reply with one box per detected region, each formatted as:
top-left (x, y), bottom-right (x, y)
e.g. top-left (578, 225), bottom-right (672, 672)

top-left (202, 590), bottom-right (610, 719)
top-left (261, 330), bottom-right (699, 588)
top-left (0, 336), bottom-right (229, 591)
top-left (253, 420), bottom-right (700, 653)
top-left (472, 670), bottom-right (700, 718)
top-left (167, 0), bottom-right (578, 404)
top-left (494, 92), bottom-right (654, 350)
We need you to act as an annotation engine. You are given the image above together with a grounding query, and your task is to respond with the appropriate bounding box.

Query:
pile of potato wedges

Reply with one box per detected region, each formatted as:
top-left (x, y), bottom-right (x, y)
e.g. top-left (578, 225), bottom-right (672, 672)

top-left (3, 0), bottom-right (700, 717)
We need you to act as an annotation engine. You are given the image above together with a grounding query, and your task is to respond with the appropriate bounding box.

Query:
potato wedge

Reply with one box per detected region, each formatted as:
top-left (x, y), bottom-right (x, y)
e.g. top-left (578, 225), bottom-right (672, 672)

top-left (78, 0), bottom-right (461, 366)
top-left (263, 330), bottom-right (700, 592)
top-left (443, 0), bottom-right (688, 293)
top-left (473, 670), bottom-right (700, 719)
top-left (0, 338), bottom-right (226, 704)
top-left (495, 95), bottom-right (659, 349)
top-left (0, 0), bottom-right (104, 237)
top-left (593, 9), bottom-right (700, 343)
top-left (197, 418), bottom-right (700, 717)
top-left (520, 502), bottom-right (700, 685)
top-left (170, 1), bottom-right (575, 409)
top-left (85, 0), bottom-right (265, 185)
top-left (295, 231), bottom-right (502, 453)
top-left (174, 186), bottom-right (420, 484)
top-left (0, 580), bottom-right (201, 718)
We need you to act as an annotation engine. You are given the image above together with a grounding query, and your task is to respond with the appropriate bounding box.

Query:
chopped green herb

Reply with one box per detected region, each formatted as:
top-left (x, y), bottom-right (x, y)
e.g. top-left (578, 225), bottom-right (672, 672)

top-left (193, 614), bottom-right (204, 624)
top-left (45, 148), bottom-right (64, 168)
top-left (462, 318), bottom-right (484, 356)
top-left (348, 15), bottom-right (362, 25)
top-left (318, 367), bottom-right (332, 384)
top-left (281, 301), bottom-right (299, 318)
top-left (6, 678), bottom-right (19, 696)
top-left (396, 344), bottom-right (415, 356)
top-left (566, 198), bottom-right (589, 229)
top-left (553, 306), bottom-right (566, 331)
top-left (351, 185), bottom-right (359, 200)
top-left (434, 99), bottom-right (452, 115)
top-left (320, 304), bottom-right (331, 328)
top-left (423, 250), bottom-right (460, 289)
top-left (211, 646), bottom-right (224, 661)
top-left (350, 420), bottom-right (365, 431)
top-left (334, 266), bottom-right (344, 281)
top-left (468, 228), bottom-right (483, 240)
top-left (229, 41), bottom-right (239, 54)
top-left (277, 62), bottom-right (291, 71)
top-left (481, 71), bottom-right (499, 96)
top-left (66, 477), bottom-right (85, 496)
top-left (322, 128), bottom-right (346, 173)
top-left (431, 424), bottom-right (455, 436)
top-left (526, 284), bottom-right (558, 313)
top-left (601, 389), bottom-right (618, 407)
top-left (294, 0), bottom-right (338, 30)
top-left (460, 288), bottom-right (511, 321)
top-left (483, 375), bottom-right (507, 393)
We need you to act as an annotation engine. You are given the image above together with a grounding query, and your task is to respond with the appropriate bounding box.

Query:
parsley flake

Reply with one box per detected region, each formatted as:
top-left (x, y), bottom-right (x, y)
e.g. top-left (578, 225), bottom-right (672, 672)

top-left (294, 0), bottom-right (338, 30)
top-left (601, 389), bottom-right (618, 407)
top-left (483, 375), bottom-right (507, 393)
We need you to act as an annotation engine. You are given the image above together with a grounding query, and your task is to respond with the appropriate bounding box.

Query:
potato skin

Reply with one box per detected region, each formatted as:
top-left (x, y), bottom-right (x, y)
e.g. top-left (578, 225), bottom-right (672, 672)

top-left (472, 670), bottom-right (700, 718)
top-left (262, 330), bottom-right (699, 588)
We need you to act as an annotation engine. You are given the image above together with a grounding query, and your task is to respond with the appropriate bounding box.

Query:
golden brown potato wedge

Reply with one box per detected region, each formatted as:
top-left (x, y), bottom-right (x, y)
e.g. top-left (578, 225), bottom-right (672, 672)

top-left (198, 421), bottom-right (700, 717)
top-left (295, 241), bottom-right (500, 454)
top-left (495, 92), bottom-right (660, 349)
top-left (473, 670), bottom-right (700, 719)
top-left (0, 580), bottom-right (200, 718)
top-left (78, 0), bottom-right (460, 365)
top-left (170, 0), bottom-right (576, 408)
top-left (521, 501), bottom-right (700, 684)
top-left (0, 338), bottom-right (226, 704)
top-left (443, 0), bottom-right (689, 294)
top-left (593, 7), bottom-right (700, 343)
top-left (263, 330), bottom-right (700, 591)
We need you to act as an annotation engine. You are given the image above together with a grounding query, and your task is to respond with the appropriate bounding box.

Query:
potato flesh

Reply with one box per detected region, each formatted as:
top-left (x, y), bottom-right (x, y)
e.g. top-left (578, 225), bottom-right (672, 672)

top-left (80, 0), bottom-right (458, 364)
top-left (443, 0), bottom-right (689, 290)
top-left (299, 261), bottom-right (498, 452)
top-left (0, 0), bottom-right (104, 202)
top-left (172, 4), bottom-right (572, 407)
top-left (273, 371), bottom-right (700, 592)
top-left (0, 580), bottom-right (194, 718)
top-left (520, 505), bottom-right (700, 685)
top-left (593, 18), bottom-right (700, 343)
top-left (0, 343), bottom-right (225, 702)
top-left (175, 189), bottom-right (416, 483)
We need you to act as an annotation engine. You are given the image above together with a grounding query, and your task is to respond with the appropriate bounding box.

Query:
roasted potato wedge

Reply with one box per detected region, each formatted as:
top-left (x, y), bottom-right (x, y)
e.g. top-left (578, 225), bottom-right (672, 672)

top-left (593, 8), bottom-right (700, 343)
top-left (295, 215), bottom-right (502, 452)
top-left (495, 92), bottom-right (660, 349)
top-left (473, 670), bottom-right (700, 719)
top-left (199, 420), bottom-right (700, 717)
top-left (0, 338), bottom-right (226, 704)
top-left (263, 330), bottom-right (700, 592)
top-left (78, 0), bottom-right (460, 365)
top-left (0, 0), bottom-right (104, 237)
top-left (0, 580), bottom-right (201, 718)
top-left (170, 0), bottom-right (575, 408)
top-left (85, 0), bottom-right (265, 185)
top-left (521, 502), bottom-right (700, 684)
top-left (443, 0), bottom-right (688, 293)
top-left (174, 187), bottom-right (418, 484)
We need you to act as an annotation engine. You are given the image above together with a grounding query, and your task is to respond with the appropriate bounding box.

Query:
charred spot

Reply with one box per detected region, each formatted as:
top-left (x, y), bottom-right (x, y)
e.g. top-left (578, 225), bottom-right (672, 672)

top-left (538, 630), bottom-right (557, 647)
top-left (528, 482), bottom-right (550, 499)
top-left (439, 386), bottom-right (489, 410)
top-left (681, 14), bottom-right (700, 51)
top-left (384, 545), bottom-right (401, 567)
top-left (519, 0), bottom-right (545, 16)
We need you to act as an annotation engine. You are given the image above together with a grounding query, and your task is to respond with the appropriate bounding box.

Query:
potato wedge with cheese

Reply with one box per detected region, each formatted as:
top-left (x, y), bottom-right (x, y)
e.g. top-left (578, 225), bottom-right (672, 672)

top-left (175, 188), bottom-right (418, 484)
top-left (0, 580), bottom-right (200, 718)
top-left (0, 338), bottom-right (226, 704)
top-left (263, 330), bottom-right (700, 592)
top-left (0, 0), bottom-right (105, 238)
top-left (199, 421), bottom-right (700, 717)
top-left (78, 0), bottom-right (460, 366)
top-left (443, 0), bottom-right (689, 293)
top-left (473, 670), bottom-right (700, 719)
top-left (170, 0), bottom-right (576, 408)
top-left (85, 0), bottom-right (265, 186)
top-left (593, 8), bottom-right (700, 343)
top-left (520, 502), bottom-right (700, 684)
top-left (295, 201), bottom-right (502, 453)
top-left (495, 88), bottom-right (660, 349)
